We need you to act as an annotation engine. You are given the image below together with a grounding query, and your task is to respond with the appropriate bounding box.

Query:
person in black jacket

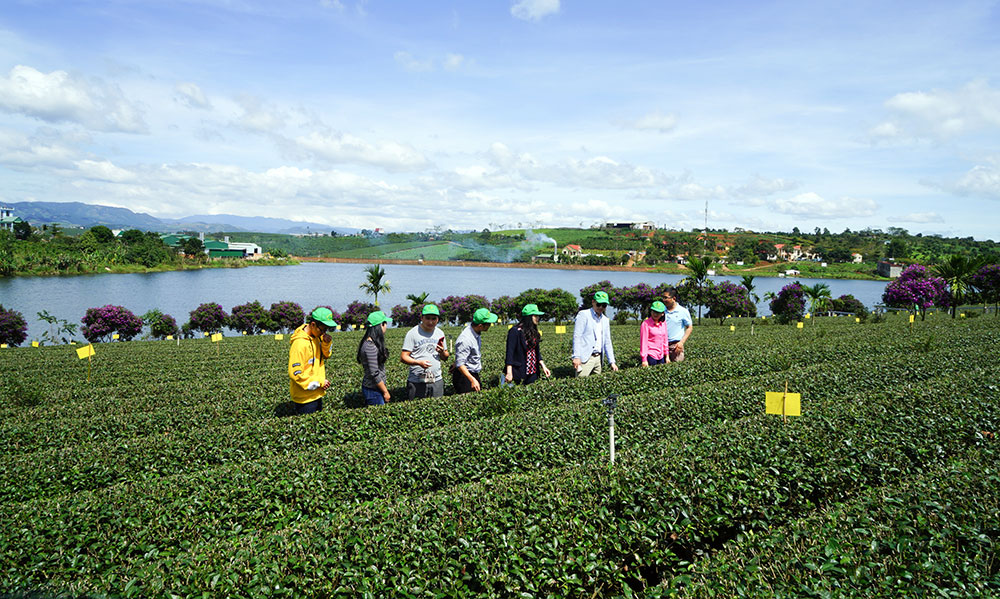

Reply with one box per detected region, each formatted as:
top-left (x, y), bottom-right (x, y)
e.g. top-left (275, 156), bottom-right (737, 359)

top-left (504, 304), bottom-right (551, 385)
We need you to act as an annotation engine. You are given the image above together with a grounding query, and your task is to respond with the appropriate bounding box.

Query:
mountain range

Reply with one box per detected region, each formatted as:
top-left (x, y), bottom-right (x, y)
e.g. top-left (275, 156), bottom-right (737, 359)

top-left (4, 201), bottom-right (356, 235)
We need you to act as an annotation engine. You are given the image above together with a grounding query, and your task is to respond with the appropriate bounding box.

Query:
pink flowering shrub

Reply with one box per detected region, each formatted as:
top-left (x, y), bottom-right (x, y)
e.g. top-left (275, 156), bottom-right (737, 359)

top-left (81, 305), bottom-right (143, 342)
top-left (0, 304), bottom-right (28, 347)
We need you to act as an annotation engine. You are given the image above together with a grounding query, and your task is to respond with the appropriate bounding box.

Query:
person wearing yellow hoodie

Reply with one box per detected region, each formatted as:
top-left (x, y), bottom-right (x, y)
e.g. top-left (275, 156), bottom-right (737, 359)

top-left (288, 307), bottom-right (337, 415)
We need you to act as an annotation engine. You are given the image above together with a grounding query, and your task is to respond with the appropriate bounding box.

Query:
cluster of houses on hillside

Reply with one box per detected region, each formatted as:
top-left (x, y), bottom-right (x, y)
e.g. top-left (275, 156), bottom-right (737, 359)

top-left (1, 206), bottom-right (24, 233)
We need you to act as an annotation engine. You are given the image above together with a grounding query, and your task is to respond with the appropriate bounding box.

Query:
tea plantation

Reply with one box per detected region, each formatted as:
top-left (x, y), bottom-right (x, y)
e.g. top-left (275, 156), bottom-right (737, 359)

top-left (1, 315), bottom-right (998, 597)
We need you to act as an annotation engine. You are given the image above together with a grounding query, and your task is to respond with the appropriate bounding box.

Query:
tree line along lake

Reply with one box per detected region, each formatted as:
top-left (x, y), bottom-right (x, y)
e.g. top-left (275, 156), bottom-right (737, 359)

top-left (0, 262), bottom-right (892, 342)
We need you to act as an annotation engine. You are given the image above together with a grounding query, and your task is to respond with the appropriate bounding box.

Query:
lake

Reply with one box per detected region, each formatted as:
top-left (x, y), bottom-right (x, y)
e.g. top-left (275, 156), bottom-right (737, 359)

top-left (0, 263), bottom-right (890, 341)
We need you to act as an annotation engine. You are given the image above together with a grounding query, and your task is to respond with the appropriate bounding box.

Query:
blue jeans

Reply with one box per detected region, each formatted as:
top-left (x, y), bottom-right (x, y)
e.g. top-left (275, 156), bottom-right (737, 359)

top-left (362, 386), bottom-right (384, 406)
top-left (293, 398), bottom-right (322, 415)
top-left (647, 356), bottom-right (667, 365)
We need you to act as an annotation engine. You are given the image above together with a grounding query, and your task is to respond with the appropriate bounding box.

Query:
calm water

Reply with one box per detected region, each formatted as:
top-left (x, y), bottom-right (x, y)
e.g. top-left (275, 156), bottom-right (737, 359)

top-left (0, 263), bottom-right (889, 341)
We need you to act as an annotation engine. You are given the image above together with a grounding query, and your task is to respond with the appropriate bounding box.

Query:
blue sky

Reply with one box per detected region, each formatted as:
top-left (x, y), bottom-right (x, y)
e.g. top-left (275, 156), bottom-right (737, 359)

top-left (0, 0), bottom-right (998, 238)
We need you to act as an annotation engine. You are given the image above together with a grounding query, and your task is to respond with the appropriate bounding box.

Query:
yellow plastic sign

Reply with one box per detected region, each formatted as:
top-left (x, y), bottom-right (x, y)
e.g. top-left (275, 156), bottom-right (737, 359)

top-left (855, 318), bottom-right (860, 323)
top-left (242, 331), bottom-right (247, 335)
top-left (766, 391), bottom-right (801, 417)
top-left (762, 316), bottom-right (766, 320)
top-left (555, 325), bottom-right (567, 334)
top-left (796, 322), bottom-right (804, 329)
top-left (32, 341), bottom-right (39, 347)
top-left (166, 335), bottom-right (173, 340)
top-left (730, 325), bottom-right (735, 331)
top-left (112, 334), bottom-right (120, 340)
top-left (960, 313), bottom-right (966, 318)
top-left (804, 313), bottom-right (811, 319)
top-left (76, 344), bottom-right (96, 359)
top-left (1, 343), bottom-right (7, 349)
top-left (203, 332), bottom-right (209, 337)
top-left (274, 334), bottom-right (284, 340)
top-left (211, 333), bottom-right (223, 342)
top-left (909, 314), bottom-right (915, 323)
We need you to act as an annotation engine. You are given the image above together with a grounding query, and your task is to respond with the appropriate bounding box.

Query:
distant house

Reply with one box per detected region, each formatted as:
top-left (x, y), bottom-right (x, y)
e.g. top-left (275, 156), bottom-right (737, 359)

top-left (877, 261), bottom-right (903, 278)
top-left (784, 269), bottom-right (800, 276)
top-left (227, 242), bottom-right (263, 258)
top-left (0, 206), bottom-right (23, 233)
top-left (771, 243), bottom-right (817, 262)
top-left (852, 252), bottom-right (864, 263)
top-left (562, 244), bottom-right (583, 257)
top-left (604, 221), bottom-right (656, 231)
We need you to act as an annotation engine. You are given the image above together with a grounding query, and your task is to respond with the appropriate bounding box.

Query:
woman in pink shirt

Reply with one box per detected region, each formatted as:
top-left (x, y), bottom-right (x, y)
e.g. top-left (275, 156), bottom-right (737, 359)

top-left (640, 300), bottom-right (670, 366)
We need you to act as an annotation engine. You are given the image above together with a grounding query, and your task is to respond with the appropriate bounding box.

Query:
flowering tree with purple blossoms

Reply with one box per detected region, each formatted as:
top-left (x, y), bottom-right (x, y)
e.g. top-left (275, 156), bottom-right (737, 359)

top-left (704, 280), bottom-right (757, 324)
top-left (881, 264), bottom-right (948, 321)
top-left (81, 305), bottom-right (143, 342)
top-left (339, 301), bottom-right (375, 330)
top-left (0, 304), bottom-right (28, 347)
top-left (617, 283), bottom-right (663, 315)
top-left (188, 302), bottom-right (229, 334)
top-left (769, 282), bottom-right (807, 324)
top-left (142, 309), bottom-right (179, 339)
top-left (579, 281), bottom-right (619, 310)
top-left (269, 301), bottom-right (305, 333)
top-left (971, 263), bottom-right (1000, 316)
top-left (438, 294), bottom-right (491, 325)
top-left (228, 301), bottom-right (273, 335)
top-left (391, 304), bottom-right (421, 328)
top-left (490, 295), bottom-right (519, 323)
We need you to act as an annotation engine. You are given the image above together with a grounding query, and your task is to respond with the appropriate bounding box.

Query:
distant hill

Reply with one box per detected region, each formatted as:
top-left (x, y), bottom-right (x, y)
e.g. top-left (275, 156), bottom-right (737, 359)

top-left (5, 201), bottom-right (356, 235)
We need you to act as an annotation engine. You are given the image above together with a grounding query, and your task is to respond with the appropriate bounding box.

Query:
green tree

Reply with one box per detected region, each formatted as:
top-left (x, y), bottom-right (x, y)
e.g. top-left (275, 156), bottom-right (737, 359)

top-left (933, 254), bottom-right (988, 318)
top-left (13, 221), bottom-right (32, 240)
top-left (802, 283), bottom-right (832, 315)
top-left (89, 226), bottom-right (115, 243)
top-left (181, 237), bottom-right (205, 256)
top-left (740, 274), bottom-right (759, 305)
top-left (406, 292), bottom-right (430, 307)
top-left (360, 264), bottom-right (391, 306)
top-left (684, 255), bottom-right (714, 324)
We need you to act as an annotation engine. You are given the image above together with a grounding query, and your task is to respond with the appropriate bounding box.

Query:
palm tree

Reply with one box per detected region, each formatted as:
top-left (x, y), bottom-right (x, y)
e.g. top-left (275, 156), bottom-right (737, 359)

top-left (934, 254), bottom-right (988, 318)
top-left (802, 283), bottom-right (832, 315)
top-left (359, 264), bottom-right (391, 307)
top-left (406, 292), bottom-right (429, 307)
top-left (685, 255), bottom-right (714, 324)
top-left (740, 274), bottom-right (759, 305)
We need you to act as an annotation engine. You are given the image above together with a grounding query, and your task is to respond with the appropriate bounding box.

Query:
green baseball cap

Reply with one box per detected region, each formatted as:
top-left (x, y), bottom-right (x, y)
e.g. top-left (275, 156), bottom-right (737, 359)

top-left (366, 310), bottom-right (390, 327)
top-left (472, 308), bottom-right (498, 324)
top-left (650, 300), bottom-right (666, 312)
top-left (594, 291), bottom-right (610, 304)
top-left (421, 304), bottom-right (441, 316)
top-left (310, 307), bottom-right (338, 328)
top-left (522, 303), bottom-right (545, 316)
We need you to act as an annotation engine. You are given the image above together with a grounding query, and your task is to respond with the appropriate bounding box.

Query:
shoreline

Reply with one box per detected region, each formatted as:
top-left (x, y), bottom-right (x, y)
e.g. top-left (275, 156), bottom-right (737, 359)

top-left (294, 256), bottom-right (887, 281)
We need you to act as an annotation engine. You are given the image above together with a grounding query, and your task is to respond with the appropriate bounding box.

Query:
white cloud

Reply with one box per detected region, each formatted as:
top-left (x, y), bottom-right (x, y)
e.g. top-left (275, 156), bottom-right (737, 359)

top-left (511, 0), bottom-right (560, 22)
top-left (443, 54), bottom-right (465, 71)
top-left (734, 174), bottom-right (800, 197)
top-left (951, 159), bottom-right (1000, 200)
top-left (898, 211), bottom-right (944, 223)
top-left (394, 51), bottom-right (433, 72)
top-left (174, 82), bottom-right (211, 109)
top-left (319, 0), bottom-right (345, 10)
top-left (233, 94), bottom-right (286, 133)
top-left (0, 65), bottom-right (147, 133)
top-left (0, 128), bottom-right (81, 167)
top-left (74, 159), bottom-right (136, 183)
top-left (621, 111), bottom-right (678, 134)
top-left (871, 80), bottom-right (1000, 142)
top-left (772, 192), bottom-right (878, 219)
top-left (485, 143), bottom-right (665, 189)
top-left (294, 130), bottom-right (429, 171)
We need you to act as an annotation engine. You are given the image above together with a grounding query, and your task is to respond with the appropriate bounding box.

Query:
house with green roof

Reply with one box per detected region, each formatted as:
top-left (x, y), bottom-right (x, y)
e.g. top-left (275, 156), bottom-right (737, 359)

top-left (1, 206), bottom-right (24, 233)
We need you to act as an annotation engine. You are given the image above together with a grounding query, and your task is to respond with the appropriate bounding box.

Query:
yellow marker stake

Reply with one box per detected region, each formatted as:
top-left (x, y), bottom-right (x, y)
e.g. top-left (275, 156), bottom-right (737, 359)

top-left (211, 333), bottom-right (222, 342)
top-left (274, 334), bottom-right (284, 340)
top-left (166, 335), bottom-right (173, 340)
top-left (805, 313), bottom-right (811, 320)
top-left (76, 344), bottom-right (96, 381)
top-left (796, 322), bottom-right (804, 329)
top-left (0, 343), bottom-right (7, 349)
top-left (203, 332), bottom-right (209, 337)
top-left (961, 313), bottom-right (966, 318)
top-left (909, 314), bottom-right (915, 323)
top-left (766, 383), bottom-right (801, 422)
top-left (112, 333), bottom-right (120, 340)
top-left (730, 325), bottom-right (735, 332)
top-left (855, 317), bottom-right (860, 323)
top-left (555, 325), bottom-right (567, 334)
top-left (32, 341), bottom-right (39, 347)
top-left (242, 331), bottom-right (247, 335)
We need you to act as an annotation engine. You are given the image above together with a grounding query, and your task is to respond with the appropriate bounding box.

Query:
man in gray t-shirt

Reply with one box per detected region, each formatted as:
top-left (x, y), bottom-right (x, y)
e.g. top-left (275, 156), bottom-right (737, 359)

top-left (400, 304), bottom-right (450, 400)
top-left (452, 307), bottom-right (498, 394)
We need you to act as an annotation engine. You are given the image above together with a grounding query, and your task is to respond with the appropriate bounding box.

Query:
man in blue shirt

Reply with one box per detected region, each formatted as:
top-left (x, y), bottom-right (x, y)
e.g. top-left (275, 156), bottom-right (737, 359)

top-left (572, 291), bottom-right (618, 377)
top-left (662, 287), bottom-right (693, 362)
